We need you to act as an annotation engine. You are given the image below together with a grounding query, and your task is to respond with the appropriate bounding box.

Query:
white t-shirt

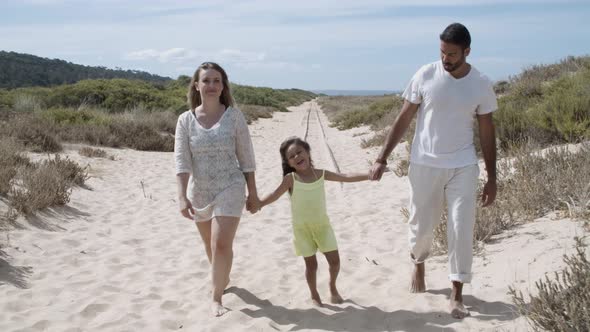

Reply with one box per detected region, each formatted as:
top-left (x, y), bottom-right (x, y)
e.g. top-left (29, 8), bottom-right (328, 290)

top-left (402, 61), bottom-right (497, 168)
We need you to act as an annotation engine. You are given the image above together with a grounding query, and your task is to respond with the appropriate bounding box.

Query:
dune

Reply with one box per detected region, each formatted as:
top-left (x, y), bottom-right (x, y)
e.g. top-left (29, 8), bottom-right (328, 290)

top-left (0, 100), bottom-right (585, 331)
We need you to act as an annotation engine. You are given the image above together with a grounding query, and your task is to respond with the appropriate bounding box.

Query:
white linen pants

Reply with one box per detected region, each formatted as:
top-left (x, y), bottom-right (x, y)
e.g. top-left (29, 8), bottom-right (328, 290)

top-left (408, 163), bottom-right (479, 283)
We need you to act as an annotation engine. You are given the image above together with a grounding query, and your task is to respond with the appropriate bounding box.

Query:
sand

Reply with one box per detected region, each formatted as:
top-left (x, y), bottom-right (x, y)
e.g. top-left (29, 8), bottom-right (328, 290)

top-left (0, 100), bottom-right (586, 331)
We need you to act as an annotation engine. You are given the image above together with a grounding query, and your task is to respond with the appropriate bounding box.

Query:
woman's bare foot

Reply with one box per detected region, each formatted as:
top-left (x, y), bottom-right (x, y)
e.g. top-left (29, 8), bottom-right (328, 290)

top-left (450, 300), bottom-right (470, 319)
top-left (410, 262), bottom-right (426, 293)
top-left (211, 301), bottom-right (229, 317)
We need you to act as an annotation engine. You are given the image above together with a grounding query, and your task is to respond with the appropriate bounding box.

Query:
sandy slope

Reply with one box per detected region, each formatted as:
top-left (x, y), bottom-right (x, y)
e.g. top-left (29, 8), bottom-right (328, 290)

top-left (0, 100), bottom-right (586, 331)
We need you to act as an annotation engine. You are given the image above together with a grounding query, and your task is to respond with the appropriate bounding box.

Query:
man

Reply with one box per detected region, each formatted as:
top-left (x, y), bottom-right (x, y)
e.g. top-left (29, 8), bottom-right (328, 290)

top-left (369, 23), bottom-right (497, 319)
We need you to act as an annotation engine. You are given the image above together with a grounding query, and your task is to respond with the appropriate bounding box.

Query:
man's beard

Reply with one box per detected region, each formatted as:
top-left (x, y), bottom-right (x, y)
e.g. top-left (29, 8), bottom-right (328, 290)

top-left (443, 57), bottom-right (464, 72)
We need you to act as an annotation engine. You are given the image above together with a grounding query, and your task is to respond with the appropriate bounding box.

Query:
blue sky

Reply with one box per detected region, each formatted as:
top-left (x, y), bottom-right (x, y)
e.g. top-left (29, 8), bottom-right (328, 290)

top-left (1, 0), bottom-right (589, 91)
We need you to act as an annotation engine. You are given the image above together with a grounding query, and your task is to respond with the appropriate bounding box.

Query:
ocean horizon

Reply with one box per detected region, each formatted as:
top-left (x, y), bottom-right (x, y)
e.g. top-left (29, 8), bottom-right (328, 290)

top-left (312, 89), bottom-right (399, 96)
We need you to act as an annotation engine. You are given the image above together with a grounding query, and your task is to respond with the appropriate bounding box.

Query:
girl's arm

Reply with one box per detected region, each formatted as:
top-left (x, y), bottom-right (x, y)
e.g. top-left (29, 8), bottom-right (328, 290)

top-left (324, 169), bottom-right (370, 183)
top-left (260, 175), bottom-right (293, 208)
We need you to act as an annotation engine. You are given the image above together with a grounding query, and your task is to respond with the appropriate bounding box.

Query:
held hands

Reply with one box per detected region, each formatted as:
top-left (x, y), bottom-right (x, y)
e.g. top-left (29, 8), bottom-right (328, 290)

top-left (369, 161), bottom-right (387, 181)
top-left (246, 194), bottom-right (262, 214)
top-left (481, 178), bottom-right (497, 207)
top-left (179, 196), bottom-right (195, 220)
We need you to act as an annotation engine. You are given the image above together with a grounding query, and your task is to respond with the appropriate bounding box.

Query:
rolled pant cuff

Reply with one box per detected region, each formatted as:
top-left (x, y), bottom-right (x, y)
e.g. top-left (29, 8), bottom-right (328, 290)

top-left (449, 273), bottom-right (472, 283)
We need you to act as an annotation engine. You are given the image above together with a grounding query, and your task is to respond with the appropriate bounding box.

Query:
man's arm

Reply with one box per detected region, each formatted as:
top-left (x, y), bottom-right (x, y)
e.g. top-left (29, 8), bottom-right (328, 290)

top-left (370, 100), bottom-right (419, 180)
top-left (477, 112), bottom-right (497, 207)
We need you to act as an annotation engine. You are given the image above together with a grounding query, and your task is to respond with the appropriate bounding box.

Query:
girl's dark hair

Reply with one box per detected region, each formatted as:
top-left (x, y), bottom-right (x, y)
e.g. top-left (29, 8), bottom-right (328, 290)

top-left (439, 23), bottom-right (471, 50)
top-left (279, 137), bottom-right (312, 176)
top-left (187, 62), bottom-right (235, 110)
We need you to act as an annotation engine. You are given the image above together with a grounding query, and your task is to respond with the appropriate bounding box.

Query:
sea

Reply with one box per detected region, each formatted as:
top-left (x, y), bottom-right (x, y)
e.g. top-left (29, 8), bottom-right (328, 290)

top-left (312, 90), bottom-right (400, 96)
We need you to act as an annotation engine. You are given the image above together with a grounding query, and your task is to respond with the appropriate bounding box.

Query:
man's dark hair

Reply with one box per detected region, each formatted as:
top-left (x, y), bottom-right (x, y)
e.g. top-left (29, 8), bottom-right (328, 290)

top-left (440, 23), bottom-right (471, 50)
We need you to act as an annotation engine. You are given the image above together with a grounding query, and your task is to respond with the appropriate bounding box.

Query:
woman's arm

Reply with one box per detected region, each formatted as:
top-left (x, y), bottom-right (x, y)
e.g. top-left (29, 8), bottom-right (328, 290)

top-left (260, 175), bottom-right (293, 208)
top-left (176, 173), bottom-right (195, 219)
top-left (324, 169), bottom-right (370, 183)
top-left (174, 114), bottom-right (195, 219)
top-left (244, 172), bottom-right (261, 212)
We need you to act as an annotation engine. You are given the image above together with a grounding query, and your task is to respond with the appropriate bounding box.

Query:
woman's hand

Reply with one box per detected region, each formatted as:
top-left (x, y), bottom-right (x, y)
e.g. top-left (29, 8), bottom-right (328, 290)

top-left (179, 196), bottom-right (195, 220)
top-left (246, 195), bottom-right (262, 214)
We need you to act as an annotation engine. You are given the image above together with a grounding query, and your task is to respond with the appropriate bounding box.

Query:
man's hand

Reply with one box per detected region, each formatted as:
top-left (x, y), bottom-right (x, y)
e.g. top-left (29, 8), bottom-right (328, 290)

top-left (481, 179), bottom-right (497, 207)
top-left (369, 161), bottom-right (387, 181)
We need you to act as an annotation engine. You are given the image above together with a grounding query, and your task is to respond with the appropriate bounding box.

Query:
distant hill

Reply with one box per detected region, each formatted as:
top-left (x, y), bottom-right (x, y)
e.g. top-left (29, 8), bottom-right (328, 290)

top-left (0, 51), bottom-right (171, 89)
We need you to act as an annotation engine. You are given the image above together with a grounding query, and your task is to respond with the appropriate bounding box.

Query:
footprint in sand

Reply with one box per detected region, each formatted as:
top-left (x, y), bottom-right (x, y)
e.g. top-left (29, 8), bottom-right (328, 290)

top-left (160, 300), bottom-right (180, 310)
top-left (79, 303), bottom-right (108, 319)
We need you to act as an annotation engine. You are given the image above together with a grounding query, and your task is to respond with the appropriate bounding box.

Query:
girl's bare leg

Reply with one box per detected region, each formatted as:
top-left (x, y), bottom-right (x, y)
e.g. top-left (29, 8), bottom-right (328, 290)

top-left (303, 255), bottom-right (322, 307)
top-left (323, 250), bottom-right (343, 304)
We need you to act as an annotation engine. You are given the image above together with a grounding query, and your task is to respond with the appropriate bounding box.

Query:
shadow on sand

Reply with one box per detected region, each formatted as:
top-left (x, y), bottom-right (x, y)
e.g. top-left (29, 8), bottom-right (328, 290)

top-left (226, 287), bottom-right (519, 332)
top-left (0, 249), bottom-right (33, 289)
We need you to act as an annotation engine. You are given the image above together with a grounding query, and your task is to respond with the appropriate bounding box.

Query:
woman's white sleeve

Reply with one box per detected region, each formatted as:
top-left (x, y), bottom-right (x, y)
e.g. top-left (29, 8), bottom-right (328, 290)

top-left (234, 111), bottom-right (256, 172)
top-left (174, 114), bottom-right (193, 175)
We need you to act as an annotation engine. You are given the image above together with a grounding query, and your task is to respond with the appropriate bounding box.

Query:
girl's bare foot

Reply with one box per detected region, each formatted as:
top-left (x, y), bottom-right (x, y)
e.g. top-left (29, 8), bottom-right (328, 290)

top-left (311, 291), bottom-right (323, 307)
top-left (330, 292), bottom-right (344, 304)
top-left (410, 262), bottom-right (426, 293)
top-left (211, 301), bottom-right (229, 317)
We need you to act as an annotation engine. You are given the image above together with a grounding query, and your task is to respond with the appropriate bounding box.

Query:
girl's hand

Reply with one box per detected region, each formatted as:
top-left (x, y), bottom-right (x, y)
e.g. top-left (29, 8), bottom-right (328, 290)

top-left (179, 196), bottom-right (195, 220)
top-left (247, 195), bottom-right (262, 214)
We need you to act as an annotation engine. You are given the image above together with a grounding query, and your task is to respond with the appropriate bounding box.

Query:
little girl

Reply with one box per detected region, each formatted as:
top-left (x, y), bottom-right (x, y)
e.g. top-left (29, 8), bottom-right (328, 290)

top-left (259, 137), bottom-right (370, 307)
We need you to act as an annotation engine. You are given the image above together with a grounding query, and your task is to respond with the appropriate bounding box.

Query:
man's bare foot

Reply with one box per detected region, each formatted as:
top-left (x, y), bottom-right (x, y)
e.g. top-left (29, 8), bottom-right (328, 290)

top-left (410, 262), bottom-right (426, 293)
top-left (450, 300), bottom-right (470, 319)
top-left (211, 301), bottom-right (229, 317)
top-left (449, 281), bottom-right (469, 318)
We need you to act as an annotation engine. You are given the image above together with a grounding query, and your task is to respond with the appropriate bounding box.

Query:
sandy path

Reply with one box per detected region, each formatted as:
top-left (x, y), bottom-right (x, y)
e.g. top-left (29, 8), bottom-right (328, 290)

top-left (0, 100), bottom-right (585, 331)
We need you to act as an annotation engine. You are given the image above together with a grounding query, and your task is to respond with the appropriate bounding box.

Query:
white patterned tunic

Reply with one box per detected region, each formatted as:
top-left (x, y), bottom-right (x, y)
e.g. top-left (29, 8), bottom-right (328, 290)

top-left (174, 107), bottom-right (256, 221)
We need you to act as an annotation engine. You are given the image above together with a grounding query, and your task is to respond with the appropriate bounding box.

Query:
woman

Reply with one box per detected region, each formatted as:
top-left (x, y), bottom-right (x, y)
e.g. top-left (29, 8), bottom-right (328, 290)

top-left (174, 62), bottom-right (260, 317)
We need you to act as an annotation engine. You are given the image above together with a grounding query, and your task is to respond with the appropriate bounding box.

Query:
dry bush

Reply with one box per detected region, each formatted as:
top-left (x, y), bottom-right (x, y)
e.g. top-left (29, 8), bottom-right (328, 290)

top-left (361, 130), bottom-right (387, 148)
top-left (239, 105), bottom-right (275, 124)
top-left (109, 121), bottom-right (174, 151)
top-left (79, 147), bottom-right (108, 158)
top-left (0, 113), bottom-right (62, 152)
top-left (43, 155), bottom-right (88, 186)
top-left (8, 155), bottom-right (87, 214)
top-left (510, 237), bottom-right (590, 332)
top-left (0, 138), bottom-right (30, 195)
top-left (118, 110), bottom-right (177, 135)
top-left (421, 144), bottom-right (589, 254)
top-left (10, 164), bottom-right (71, 214)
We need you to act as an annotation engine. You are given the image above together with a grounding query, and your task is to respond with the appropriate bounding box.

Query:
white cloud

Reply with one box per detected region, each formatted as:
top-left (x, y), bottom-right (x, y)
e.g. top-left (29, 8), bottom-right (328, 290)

top-left (124, 48), bottom-right (198, 63)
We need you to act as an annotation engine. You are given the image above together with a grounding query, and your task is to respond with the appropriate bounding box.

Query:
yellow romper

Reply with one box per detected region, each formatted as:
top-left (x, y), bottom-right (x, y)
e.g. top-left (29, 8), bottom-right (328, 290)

top-left (290, 170), bottom-right (338, 257)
